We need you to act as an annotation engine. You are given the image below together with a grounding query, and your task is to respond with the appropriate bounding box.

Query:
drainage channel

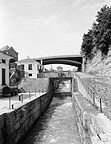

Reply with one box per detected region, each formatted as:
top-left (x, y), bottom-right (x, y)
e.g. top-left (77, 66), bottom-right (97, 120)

top-left (19, 95), bottom-right (80, 144)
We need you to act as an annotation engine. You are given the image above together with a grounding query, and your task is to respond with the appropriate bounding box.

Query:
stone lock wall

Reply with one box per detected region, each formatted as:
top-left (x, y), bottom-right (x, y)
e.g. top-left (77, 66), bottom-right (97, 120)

top-left (0, 114), bottom-right (5, 144)
top-left (72, 93), bottom-right (111, 144)
top-left (4, 97), bottom-right (41, 144)
top-left (4, 93), bottom-right (53, 144)
top-left (72, 93), bottom-right (94, 144)
top-left (0, 79), bottom-right (53, 144)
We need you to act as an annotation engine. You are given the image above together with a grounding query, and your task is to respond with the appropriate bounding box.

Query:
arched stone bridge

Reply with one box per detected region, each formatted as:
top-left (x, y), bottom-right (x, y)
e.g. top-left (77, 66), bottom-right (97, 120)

top-left (34, 55), bottom-right (82, 71)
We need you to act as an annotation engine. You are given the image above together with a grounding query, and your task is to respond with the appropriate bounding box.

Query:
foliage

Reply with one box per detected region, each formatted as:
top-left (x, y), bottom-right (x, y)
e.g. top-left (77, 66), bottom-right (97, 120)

top-left (81, 5), bottom-right (111, 59)
top-left (81, 29), bottom-right (93, 59)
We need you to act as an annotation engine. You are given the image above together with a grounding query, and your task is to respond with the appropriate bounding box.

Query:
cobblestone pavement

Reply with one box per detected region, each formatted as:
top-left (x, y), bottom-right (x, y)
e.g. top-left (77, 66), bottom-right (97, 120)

top-left (20, 96), bottom-right (80, 144)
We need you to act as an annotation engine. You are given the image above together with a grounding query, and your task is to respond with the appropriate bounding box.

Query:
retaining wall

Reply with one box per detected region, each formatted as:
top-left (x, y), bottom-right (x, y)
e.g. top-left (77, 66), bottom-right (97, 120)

top-left (0, 80), bottom-right (53, 144)
top-left (0, 114), bottom-right (5, 144)
top-left (72, 92), bottom-right (111, 144)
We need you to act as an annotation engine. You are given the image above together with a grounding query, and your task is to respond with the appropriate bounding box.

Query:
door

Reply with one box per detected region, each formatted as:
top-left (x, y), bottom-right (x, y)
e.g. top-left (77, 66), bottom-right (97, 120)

top-left (2, 68), bottom-right (6, 85)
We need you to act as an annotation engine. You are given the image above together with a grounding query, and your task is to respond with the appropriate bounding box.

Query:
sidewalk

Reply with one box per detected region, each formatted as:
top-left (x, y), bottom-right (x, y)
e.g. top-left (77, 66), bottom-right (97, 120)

top-left (0, 92), bottom-right (45, 114)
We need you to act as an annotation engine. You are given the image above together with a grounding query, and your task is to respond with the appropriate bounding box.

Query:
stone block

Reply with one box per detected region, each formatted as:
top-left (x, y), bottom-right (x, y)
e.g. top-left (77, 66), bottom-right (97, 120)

top-left (20, 116), bottom-right (26, 125)
top-left (0, 114), bottom-right (4, 121)
top-left (14, 109), bottom-right (21, 120)
top-left (14, 133), bottom-right (21, 144)
top-left (0, 129), bottom-right (3, 139)
top-left (0, 115), bottom-right (4, 130)
top-left (83, 112), bottom-right (90, 131)
top-left (14, 120), bottom-right (20, 130)
top-left (0, 138), bottom-right (4, 144)
top-left (5, 119), bottom-right (14, 135)
top-left (23, 121), bottom-right (28, 132)
top-left (90, 113), bottom-right (111, 143)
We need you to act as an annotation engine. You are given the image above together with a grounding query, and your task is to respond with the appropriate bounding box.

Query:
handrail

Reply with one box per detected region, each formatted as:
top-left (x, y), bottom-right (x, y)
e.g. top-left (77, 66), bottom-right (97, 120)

top-left (8, 90), bottom-right (46, 109)
top-left (74, 72), bottom-right (104, 112)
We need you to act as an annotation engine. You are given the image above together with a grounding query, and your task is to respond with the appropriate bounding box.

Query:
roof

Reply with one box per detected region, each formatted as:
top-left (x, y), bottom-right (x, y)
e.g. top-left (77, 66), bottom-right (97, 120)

top-left (0, 45), bottom-right (19, 54)
top-left (57, 65), bottom-right (63, 68)
top-left (0, 45), bottom-right (10, 51)
top-left (16, 58), bottom-right (40, 64)
top-left (0, 50), bottom-right (13, 58)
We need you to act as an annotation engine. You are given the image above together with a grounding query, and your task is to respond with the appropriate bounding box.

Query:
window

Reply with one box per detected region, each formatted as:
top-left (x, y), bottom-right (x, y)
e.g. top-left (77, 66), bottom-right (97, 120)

top-left (2, 59), bottom-right (6, 64)
top-left (28, 64), bottom-right (32, 70)
top-left (21, 64), bottom-right (24, 70)
top-left (29, 73), bottom-right (32, 77)
top-left (2, 68), bottom-right (6, 85)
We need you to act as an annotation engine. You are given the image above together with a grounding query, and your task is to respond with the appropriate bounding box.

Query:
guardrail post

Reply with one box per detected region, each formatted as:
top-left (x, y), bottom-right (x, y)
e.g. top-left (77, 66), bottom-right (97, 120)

top-left (100, 98), bottom-right (102, 113)
top-left (92, 92), bottom-right (95, 106)
top-left (12, 104), bottom-right (14, 109)
top-left (9, 95), bottom-right (11, 109)
top-left (19, 95), bottom-right (21, 101)
top-left (35, 90), bottom-right (36, 97)
top-left (21, 94), bottom-right (23, 103)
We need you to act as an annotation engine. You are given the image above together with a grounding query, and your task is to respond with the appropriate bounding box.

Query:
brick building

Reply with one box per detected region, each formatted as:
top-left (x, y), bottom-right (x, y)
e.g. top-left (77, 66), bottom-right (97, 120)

top-left (0, 45), bottom-right (18, 62)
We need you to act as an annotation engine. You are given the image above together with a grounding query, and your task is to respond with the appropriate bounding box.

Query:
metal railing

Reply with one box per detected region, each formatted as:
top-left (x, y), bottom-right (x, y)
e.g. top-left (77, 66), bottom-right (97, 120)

top-left (74, 72), bottom-right (103, 113)
top-left (8, 89), bottom-right (45, 109)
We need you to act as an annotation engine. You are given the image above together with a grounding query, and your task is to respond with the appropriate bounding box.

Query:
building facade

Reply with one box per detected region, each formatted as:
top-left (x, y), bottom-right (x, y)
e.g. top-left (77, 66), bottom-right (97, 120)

top-left (16, 57), bottom-right (41, 78)
top-left (0, 45), bottom-right (18, 61)
top-left (0, 51), bottom-right (12, 96)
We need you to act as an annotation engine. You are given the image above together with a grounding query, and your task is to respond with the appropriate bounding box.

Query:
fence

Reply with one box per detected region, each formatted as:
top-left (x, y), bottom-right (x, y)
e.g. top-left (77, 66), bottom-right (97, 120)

top-left (8, 89), bottom-right (46, 109)
top-left (74, 72), bottom-right (104, 113)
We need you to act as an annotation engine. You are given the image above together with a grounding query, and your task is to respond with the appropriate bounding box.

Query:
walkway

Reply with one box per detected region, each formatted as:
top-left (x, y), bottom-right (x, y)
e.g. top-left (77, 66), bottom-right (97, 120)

top-left (0, 92), bottom-right (45, 114)
top-left (20, 96), bottom-right (80, 144)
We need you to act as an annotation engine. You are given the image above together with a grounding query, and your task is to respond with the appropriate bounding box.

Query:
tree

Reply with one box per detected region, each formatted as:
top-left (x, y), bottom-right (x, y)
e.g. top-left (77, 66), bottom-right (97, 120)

top-left (96, 5), bottom-right (110, 23)
top-left (81, 29), bottom-right (93, 59)
top-left (94, 5), bottom-right (111, 55)
top-left (81, 5), bottom-right (111, 58)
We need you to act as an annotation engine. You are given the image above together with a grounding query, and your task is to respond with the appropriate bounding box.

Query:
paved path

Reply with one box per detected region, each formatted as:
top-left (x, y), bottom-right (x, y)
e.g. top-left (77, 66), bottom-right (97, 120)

top-left (20, 96), bottom-right (80, 144)
top-left (0, 92), bottom-right (45, 114)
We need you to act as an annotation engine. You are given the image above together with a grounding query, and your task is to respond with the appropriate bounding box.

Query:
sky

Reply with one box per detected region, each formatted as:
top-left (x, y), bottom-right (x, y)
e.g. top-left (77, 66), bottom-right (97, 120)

top-left (0, 0), bottom-right (111, 70)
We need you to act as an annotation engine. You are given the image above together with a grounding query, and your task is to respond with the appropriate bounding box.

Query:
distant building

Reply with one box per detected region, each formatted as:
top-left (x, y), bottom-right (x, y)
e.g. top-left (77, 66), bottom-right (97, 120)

top-left (49, 65), bottom-right (54, 72)
top-left (16, 57), bottom-right (41, 78)
top-left (0, 51), bottom-right (13, 96)
top-left (0, 45), bottom-right (18, 61)
top-left (57, 65), bottom-right (66, 77)
top-left (57, 65), bottom-right (63, 72)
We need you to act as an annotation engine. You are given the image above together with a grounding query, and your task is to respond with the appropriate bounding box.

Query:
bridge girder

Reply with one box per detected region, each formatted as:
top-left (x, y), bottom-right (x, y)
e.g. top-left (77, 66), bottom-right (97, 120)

top-left (35, 55), bottom-right (82, 71)
top-left (42, 59), bottom-right (82, 67)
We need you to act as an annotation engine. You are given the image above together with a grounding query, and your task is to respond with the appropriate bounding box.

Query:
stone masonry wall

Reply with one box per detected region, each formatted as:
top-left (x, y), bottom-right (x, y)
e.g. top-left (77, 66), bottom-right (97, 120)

top-left (72, 93), bottom-right (95, 144)
top-left (72, 76), bottom-right (111, 144)
top-left (72, 93), bottom-right (111, 144)
top-left (0, 114), bottom-right (5, 144)
top-left (0, 79), bottom-right (53, 144)
top-left (4, 93), bottom-right (52, 144)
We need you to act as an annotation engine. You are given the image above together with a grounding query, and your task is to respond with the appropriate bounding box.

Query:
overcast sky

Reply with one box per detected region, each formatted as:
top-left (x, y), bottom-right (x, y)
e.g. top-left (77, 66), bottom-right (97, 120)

top-left (0, 0), bottom-right (111, 69)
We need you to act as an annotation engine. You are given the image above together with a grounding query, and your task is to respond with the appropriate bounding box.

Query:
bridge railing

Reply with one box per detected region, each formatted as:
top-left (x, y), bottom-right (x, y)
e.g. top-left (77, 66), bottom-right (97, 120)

top-left (74, 72), bottom-right (103, 112)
